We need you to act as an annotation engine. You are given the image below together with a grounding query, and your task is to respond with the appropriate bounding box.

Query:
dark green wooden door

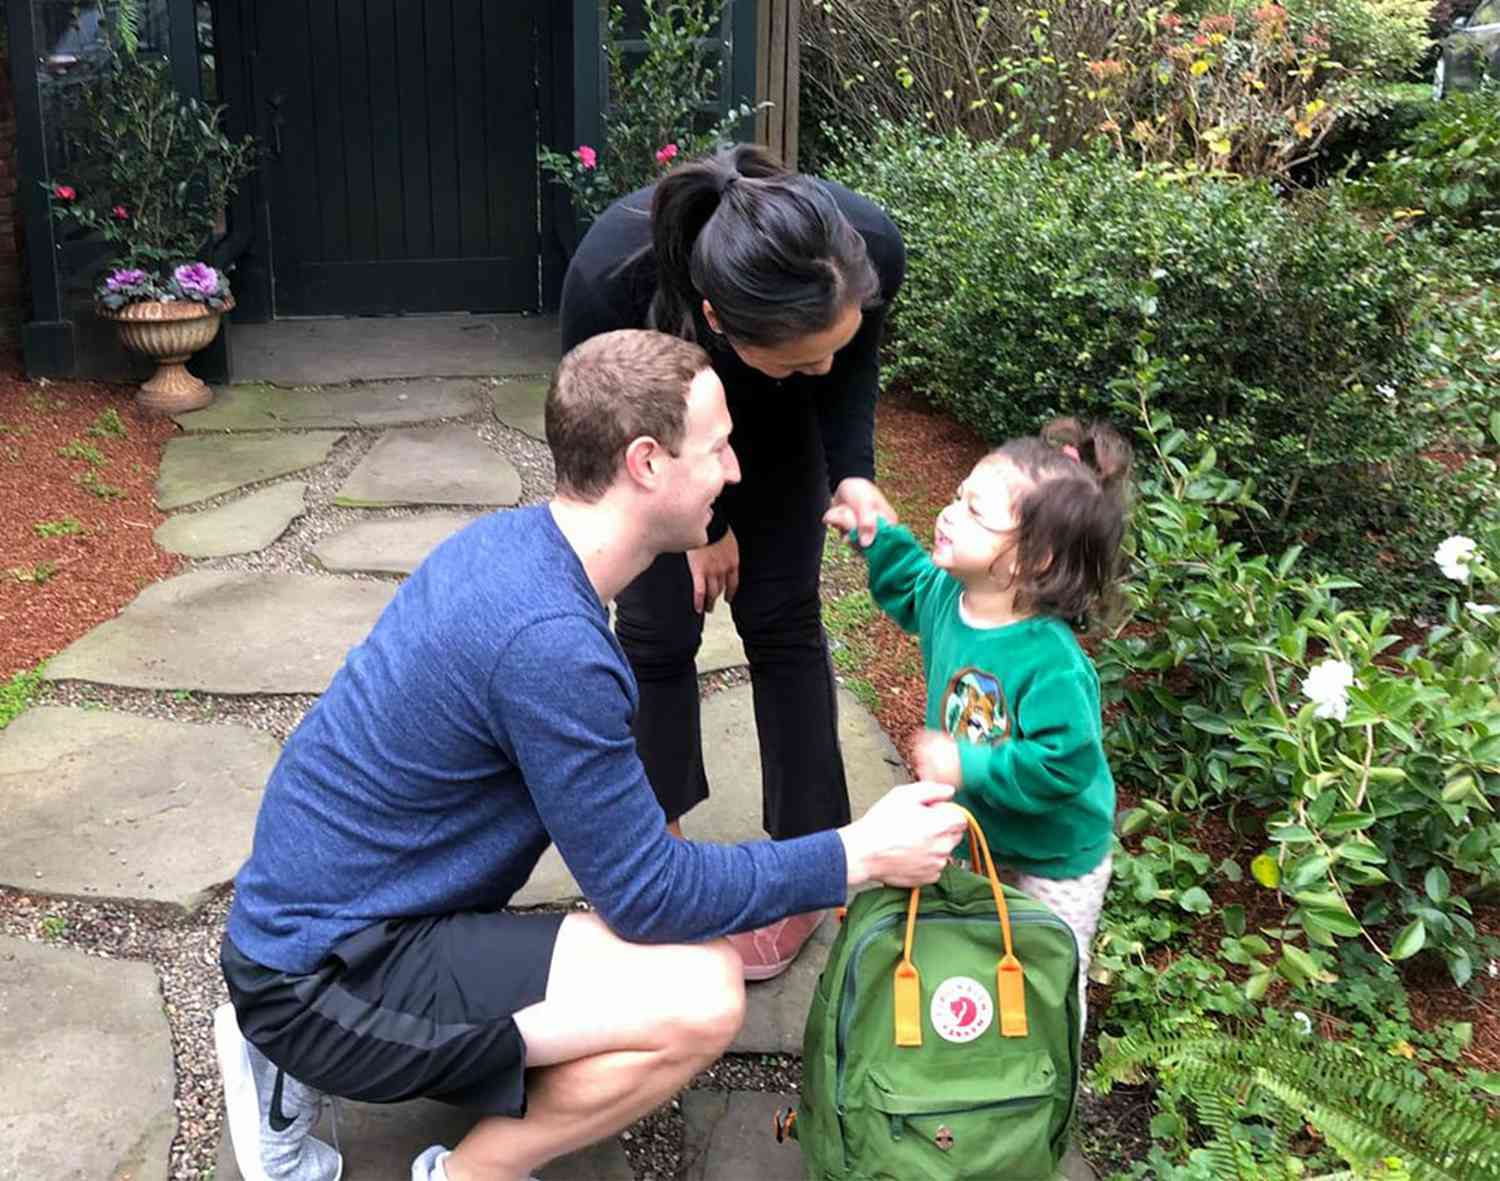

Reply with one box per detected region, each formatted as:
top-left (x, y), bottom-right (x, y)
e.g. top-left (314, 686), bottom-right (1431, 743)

top-left (261, 1), bottom-right (548, 316)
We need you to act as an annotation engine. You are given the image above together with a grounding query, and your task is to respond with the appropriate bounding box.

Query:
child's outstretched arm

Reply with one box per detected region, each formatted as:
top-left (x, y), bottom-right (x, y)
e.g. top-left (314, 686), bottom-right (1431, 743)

top-left (822, 506), bottom-right (946, 636)
top-left (929, 669), bottom-right (1108, 812)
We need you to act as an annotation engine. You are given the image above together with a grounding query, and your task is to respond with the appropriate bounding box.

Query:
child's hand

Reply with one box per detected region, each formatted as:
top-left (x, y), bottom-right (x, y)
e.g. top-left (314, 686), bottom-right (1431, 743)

top-left (911, 729), bottom-right (962, 787)
top-left (822, 504), bottom-right (859, 537)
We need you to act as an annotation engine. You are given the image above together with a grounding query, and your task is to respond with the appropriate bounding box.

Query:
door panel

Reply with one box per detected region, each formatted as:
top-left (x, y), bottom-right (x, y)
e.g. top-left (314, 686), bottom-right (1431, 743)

top-left (261, 0), bottom-right (545, 316)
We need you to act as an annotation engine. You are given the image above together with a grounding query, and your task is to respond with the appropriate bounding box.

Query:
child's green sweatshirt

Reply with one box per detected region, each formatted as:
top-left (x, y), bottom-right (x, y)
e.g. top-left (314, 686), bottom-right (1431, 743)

top-left (860, 522), bottom-right (1115, 879)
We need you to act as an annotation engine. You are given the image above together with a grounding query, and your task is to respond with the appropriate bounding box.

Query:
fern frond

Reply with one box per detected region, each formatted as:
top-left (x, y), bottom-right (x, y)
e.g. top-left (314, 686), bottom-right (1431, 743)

top-left (110, 0), bottom-right (141, 56)
top-left (1100, 1023), bottom-right (1500, 1181)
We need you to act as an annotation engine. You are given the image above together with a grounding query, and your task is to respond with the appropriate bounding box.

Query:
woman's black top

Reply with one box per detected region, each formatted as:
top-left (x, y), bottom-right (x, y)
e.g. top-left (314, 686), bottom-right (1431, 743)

top-left (558, 178), bottom-right (906, 541)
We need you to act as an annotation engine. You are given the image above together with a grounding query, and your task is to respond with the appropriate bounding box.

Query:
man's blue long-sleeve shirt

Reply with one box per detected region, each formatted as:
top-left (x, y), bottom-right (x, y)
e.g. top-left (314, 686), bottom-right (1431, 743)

top-left (227, 505), bottom-right (847, 974)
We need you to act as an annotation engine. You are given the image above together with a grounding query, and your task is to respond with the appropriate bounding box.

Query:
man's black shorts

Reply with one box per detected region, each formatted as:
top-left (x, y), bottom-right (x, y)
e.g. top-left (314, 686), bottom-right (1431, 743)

top-left (221, 910), bottom-right (567, 1117)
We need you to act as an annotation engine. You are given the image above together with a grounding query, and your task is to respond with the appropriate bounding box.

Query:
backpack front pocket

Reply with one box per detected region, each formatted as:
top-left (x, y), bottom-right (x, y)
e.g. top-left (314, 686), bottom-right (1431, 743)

top-left (857, 1054), bottom-right (1060, 1180)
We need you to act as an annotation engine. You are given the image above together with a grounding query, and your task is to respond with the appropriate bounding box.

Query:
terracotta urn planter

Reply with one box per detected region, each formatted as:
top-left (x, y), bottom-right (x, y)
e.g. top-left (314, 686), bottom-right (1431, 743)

top-left (100, 297), bottom-right (233, 416)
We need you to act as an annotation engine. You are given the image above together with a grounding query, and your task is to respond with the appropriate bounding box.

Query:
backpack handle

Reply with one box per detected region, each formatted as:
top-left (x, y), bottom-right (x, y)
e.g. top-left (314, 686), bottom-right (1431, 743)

top-left (894, 806), bottom-right (1028, 1047)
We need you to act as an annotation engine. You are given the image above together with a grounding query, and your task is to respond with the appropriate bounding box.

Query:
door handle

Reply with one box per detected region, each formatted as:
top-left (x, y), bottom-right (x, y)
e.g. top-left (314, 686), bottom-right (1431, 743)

top-left (267, 90), bottom-right (285, 159)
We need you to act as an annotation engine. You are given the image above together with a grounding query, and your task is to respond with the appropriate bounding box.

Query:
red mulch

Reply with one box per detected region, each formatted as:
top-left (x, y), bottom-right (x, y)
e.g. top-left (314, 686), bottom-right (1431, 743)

top-left (0, 370), bottom-right (180, 680)
top-left (865, 388), bottom-right (1500, 1074)
top-left (866, 390), bottom-right (991, 759)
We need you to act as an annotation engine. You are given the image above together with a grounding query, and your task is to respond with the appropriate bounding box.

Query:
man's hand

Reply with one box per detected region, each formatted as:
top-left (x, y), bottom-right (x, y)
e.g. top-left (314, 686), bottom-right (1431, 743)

top-left (686, 527), bottom-right (739, 613)
top-left (912, 729), bottom-right (962, 787)
top-left (831, 478), bottom-right (898, 547)
top-left (839, 782), bottom-right (968, 888)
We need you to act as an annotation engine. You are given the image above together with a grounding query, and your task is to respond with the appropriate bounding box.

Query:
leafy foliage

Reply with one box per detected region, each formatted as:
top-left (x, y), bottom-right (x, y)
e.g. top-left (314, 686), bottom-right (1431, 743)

top-left (828, 124), bottom-right (1446, 597)
top-left (538, 0), bottom-right (762, 220)
top-left (1097, 1022), bottom-right (1500, 1179)
top-left (1352, 82), bottom-right (1500, 229)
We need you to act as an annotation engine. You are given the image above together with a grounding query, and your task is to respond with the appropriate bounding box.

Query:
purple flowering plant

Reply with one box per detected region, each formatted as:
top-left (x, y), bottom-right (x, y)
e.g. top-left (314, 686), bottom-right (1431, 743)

top-left (44, 54), bottom-right (255, 312)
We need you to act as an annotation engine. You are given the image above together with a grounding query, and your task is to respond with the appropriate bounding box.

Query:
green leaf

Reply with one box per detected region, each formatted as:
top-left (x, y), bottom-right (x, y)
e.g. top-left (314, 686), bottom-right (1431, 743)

top-left (1324, 811), bottom-right (1376, 835)
top-left (1277, 545), bottom-right (1304, 577)
top-left (1425, 866), bottom-right (1451, 902)
top-left (1489, 409), bottom-right (1500, 448)
top-left (1280, 943), bottom-right (1330, 983)
top-left (1178, 886), bottom-right (1212, 914)
top-left (1390, 918), bottom-right (1426, 960)
top-left (1251, 852), bottom-right (1282, 888)
top-left (1119, 807), bottom-right (1155, 837)
top-left (1245, 968), bottom-right (1272, 1001)
top-left (1268, 824), bottom-right (1315, 845)
top-left (1223, 904), bottom-right (1246, 936)
top-left (1287, 853), bottom-right (1330, 889)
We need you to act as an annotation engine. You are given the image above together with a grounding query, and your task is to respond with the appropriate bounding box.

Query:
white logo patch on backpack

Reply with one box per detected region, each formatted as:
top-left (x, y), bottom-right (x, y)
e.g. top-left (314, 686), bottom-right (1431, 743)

top-left (930, 975), bottom-right (994, 1043)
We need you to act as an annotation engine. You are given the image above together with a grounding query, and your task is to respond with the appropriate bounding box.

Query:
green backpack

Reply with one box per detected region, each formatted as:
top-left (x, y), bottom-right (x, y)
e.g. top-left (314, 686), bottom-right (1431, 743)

top-left (781, 812), bottom-right (1081, 1181)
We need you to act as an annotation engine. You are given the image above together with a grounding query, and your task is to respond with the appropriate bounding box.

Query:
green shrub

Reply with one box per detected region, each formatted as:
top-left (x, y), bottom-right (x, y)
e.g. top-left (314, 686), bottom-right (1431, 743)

top-left (1097, 346), bottom-right (1500, 989)
top-left (831, 124), bottom-right (1431, 590)
top-left (1352, 82), bottom-right (1500, 227)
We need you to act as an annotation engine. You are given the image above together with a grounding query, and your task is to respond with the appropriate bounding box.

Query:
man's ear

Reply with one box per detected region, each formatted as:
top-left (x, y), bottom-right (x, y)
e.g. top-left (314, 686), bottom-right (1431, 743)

top-left (623, 436), bottom-right (664, 489)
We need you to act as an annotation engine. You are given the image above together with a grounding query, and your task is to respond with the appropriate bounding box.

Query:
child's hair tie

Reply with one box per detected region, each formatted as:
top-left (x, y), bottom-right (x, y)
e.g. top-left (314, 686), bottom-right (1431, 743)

top-left (1060, 444), bottom-right (1081, 462)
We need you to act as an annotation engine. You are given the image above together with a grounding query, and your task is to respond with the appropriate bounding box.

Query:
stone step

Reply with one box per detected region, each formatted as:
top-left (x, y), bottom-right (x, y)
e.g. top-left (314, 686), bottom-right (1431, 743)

top-left (490, 377), bottom-right (549, 440)
top-left (335, 426), bottom-right (521, 508)
top-left (176, 380), bottom-right (486, 432)
top-left (154, 481), bottom-right (309, 558)
top-left (312, 512), bottom-right (485, 575)
top-left (215, 1097), bottom-right (632, 1181)
top-left (43, 571), bottom-right (397, 694)
top-left (156, 431), bottom-right (344, 510)
top-left (0, 707), bottom-right (275, 911)
top-left (1, 936), bottom-right (176, 1180)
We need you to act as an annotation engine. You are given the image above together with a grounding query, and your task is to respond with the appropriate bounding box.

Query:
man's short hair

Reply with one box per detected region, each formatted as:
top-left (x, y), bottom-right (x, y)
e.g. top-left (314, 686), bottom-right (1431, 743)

top-left (546, 329), bottom-right (712, 500)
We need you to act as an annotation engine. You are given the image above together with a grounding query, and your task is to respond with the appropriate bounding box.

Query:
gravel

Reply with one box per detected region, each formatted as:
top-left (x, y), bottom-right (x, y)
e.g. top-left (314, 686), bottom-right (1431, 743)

top-left (19, 408), bottom-right (791, 1179)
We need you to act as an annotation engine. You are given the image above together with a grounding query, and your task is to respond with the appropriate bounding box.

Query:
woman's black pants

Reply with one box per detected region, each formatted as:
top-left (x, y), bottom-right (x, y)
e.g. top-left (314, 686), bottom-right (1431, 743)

top-left (614, 389), bottom-right (853, 840)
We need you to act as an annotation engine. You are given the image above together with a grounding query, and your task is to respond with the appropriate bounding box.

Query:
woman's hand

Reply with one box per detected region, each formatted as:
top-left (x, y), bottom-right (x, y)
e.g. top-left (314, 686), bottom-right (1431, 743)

top-left (912, 729), bottom-right (962, 788)
top-left (686, 527), bottom-right (740, 613)
top-left (839, 781), bottom-right (968, 888)
top-left (831, 478), bottom-right (897, 547)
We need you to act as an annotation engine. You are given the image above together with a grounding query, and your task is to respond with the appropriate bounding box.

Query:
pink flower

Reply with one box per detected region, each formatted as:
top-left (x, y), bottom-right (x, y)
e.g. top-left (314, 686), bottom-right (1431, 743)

top-left (576, 145), bottom-right (597, 170)
top-left (655, 142), bottom-right (680, 166)
top-left (53, 184), bottom-right (76, 201)
top-left (111, 205), bottom-right (129, 220)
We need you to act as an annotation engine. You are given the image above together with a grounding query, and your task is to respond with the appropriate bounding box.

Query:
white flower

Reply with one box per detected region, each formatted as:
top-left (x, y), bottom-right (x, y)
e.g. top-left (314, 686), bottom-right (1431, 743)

top-left (1466, 601), bottom-right (1499, 618)
top-left (1434, 534), bottom-right (1478, 582)
top-left (1303, 658), bottom-right (1354, 722)
top-left (1376, 382), bottom-right (1397, 401)
top-left (1292, 1010), bottom-right (1313, 1036)
top-left (1489, 959), bottom-right (1499, 979)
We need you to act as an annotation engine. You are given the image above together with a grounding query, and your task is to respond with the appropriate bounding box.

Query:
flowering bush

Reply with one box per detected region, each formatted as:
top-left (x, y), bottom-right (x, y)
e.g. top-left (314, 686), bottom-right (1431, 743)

top-left (1099, 337), bottom-right (1500, 991)
top-left (538, 0), bottom-right (763, 220)
top-left (1088, 4), bottom-right (1352, 181)
top-left (45, 52), bottom-right (255, 309)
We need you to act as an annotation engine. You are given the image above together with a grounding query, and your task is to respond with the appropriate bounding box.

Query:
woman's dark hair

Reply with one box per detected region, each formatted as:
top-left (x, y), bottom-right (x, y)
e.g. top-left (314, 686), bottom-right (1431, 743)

top-left (988, 418), bottom-right (1133, 622)
top-left (645, 144), bottom-right (881, 347)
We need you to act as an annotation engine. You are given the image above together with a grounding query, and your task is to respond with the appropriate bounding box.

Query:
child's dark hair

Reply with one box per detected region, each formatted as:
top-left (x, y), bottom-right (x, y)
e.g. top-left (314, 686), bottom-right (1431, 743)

top-left (989, 418), bottom-right (1132, 621)
top-left (643, 144), bottom-right (882, 347)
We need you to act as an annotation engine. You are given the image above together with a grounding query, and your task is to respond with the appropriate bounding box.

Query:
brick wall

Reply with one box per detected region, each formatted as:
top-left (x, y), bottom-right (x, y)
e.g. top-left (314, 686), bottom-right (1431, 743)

top-left (0, 57), bottom-right (24, 365)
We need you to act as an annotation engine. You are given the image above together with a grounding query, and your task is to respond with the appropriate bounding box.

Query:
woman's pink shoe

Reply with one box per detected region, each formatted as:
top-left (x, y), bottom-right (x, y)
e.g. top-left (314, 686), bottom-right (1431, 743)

top-left (726, 910), bottom-right (827, 981)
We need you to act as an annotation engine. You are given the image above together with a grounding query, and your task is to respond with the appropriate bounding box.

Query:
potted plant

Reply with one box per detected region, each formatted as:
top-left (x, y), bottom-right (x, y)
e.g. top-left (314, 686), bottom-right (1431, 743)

top-left (47, 50), bottom-right (256, 414)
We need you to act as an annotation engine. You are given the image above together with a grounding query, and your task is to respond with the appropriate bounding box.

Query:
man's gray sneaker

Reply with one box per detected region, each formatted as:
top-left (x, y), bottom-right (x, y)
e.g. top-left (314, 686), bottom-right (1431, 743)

top-left (214, 1002), bottom-right (343, 1181)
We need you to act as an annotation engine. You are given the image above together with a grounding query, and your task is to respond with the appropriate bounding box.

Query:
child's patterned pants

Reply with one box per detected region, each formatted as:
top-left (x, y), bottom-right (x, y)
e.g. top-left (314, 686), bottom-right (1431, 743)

top-left (996, 855), bottom-right (1113, 1029)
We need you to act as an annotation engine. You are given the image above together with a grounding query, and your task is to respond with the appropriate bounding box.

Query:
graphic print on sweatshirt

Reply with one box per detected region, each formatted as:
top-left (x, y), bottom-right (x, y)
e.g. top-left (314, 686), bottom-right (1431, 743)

top-left (942, 668), bottom-right (1010, 746)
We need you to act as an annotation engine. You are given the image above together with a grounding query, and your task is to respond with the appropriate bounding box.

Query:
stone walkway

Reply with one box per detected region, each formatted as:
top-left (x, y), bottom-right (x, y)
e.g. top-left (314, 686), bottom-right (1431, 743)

top-left (1, 366), bottom-right (1097, 1179)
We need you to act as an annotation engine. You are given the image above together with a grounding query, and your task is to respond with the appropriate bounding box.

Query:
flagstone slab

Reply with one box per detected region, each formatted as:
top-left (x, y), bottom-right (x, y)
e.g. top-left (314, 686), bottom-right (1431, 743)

top-left (513, 685), bottom-right (901, 909)
top-left (312, 511), bottom-right (484, 575)
top-left (1, 937), bottom-right (176, 1181)
top-left (335, 426), bottom-right (521, 508)
top-left (43, 571), bottom-right (396, 694)
top-left (490, 376), bottom-right (549, 440)
top-left (0, 707), bottom-right (275, 910)
top-left (153, 481), bottom-right (308, 558)
top-left (215, 1097), bottom-right (631, 1180)
top-left (176, 380), bottom-right (486, 432)
top-left (156, 431), bottom-right (344, 510)
top-left (681, 1092), bottom-right (804, 1181)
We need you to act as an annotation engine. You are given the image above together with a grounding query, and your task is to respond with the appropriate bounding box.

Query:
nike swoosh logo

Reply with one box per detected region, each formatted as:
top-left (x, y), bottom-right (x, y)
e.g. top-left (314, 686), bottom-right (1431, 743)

top-left (268, 1068), bottom-right (295, 1133)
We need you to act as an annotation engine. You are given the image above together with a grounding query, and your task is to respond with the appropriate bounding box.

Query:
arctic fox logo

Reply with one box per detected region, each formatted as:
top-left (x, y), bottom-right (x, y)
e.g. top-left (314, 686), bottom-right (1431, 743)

top-left (930, 976), bottom-right (993, 1043)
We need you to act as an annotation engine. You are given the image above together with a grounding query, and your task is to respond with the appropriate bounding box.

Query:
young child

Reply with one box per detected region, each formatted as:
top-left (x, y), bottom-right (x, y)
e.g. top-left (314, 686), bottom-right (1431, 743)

top-left (825, 418), bottom-right (1130, 1021)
